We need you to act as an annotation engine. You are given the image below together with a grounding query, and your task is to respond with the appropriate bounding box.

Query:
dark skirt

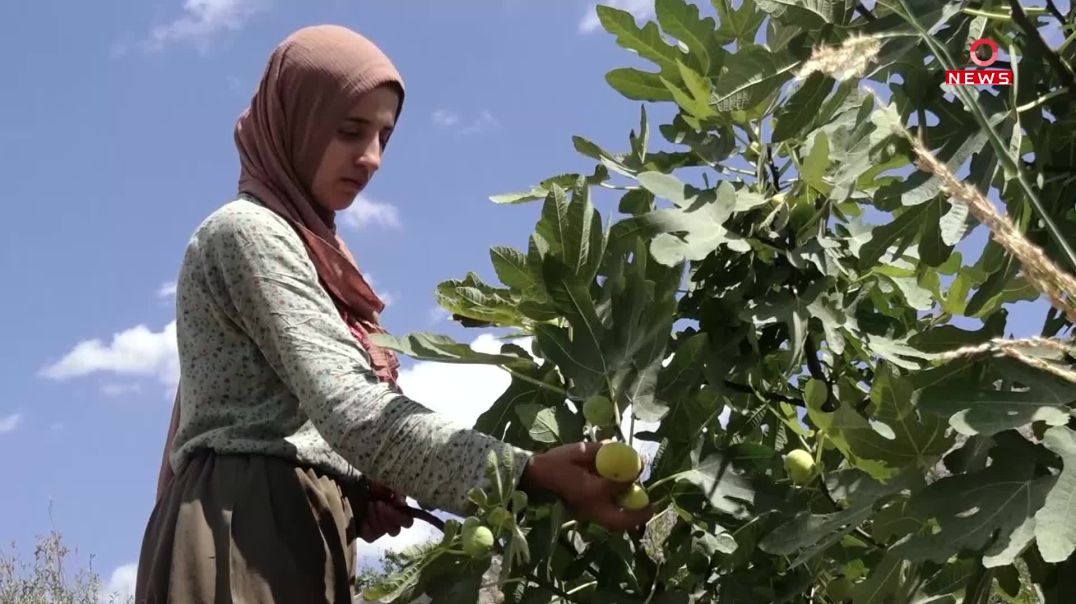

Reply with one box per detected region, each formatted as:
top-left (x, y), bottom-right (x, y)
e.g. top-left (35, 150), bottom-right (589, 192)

top-left (135, 450), bottom-right (369, 603)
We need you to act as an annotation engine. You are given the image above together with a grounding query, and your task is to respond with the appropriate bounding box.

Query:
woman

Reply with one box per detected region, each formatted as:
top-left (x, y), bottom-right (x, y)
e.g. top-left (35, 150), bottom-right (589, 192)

top-left (135, 24), bottom-right (651, 603)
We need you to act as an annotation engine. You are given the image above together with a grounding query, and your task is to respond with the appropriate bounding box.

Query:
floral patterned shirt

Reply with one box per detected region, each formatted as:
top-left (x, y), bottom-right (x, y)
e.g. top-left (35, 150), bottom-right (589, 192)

top-left (169, 197), bottom-right (531, 516)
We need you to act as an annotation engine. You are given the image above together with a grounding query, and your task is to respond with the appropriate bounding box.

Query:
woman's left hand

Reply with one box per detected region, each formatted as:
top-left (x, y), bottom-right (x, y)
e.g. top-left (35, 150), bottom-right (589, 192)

top-left (359, 482), bottom-right (415, 542)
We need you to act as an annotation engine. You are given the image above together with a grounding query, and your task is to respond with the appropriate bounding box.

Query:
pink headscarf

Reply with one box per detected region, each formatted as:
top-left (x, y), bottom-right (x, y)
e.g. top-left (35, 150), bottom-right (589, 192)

top-left (234, 24), bottom-right (404, 386)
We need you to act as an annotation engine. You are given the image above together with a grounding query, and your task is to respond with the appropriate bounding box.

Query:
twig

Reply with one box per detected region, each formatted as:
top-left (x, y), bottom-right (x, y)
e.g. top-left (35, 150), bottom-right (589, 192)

top-left (1044, 0), bottom-right (1066, 26)
top-left (1008, 0), bottom-right (1076, 102)
top-left (804, 335), bottom-right (838, 411)
top-left (722, 379), bottom-right (807, 407)
top-left (855, 2), bottom-right (877, 21)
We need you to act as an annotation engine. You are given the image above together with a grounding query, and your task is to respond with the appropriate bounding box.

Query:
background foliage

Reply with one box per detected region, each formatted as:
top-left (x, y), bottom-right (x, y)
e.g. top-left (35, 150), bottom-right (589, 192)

top-left (368, 0), bottom-right (1076, 602)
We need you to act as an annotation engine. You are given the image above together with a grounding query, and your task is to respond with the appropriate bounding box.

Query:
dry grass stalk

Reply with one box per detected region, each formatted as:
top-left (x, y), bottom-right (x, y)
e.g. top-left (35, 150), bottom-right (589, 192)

top-left (934, 336), bottom-right (1076, 384)
top-left (907, 136), bottom-right (1076, 325)
top-left (796, 35), bottom-right (883, 82)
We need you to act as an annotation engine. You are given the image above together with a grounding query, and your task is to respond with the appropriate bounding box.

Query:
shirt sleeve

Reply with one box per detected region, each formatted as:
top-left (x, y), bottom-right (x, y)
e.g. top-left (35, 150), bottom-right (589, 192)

top-left (196, 205), bottom-right (533, 517)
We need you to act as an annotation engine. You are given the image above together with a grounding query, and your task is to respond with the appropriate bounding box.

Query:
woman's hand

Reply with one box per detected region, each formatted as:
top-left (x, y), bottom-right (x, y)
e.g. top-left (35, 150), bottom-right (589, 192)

top-left (520, 441), bottom-right (653, 532)
top-left (359, 482), bottom-right (415, 542)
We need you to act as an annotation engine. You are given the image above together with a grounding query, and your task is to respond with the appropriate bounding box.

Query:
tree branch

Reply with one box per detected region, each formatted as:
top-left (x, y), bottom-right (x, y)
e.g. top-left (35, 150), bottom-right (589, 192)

top-left (804, 335), bottom-right (838, 412)
top-left (1008, 0), bottom-right (1076, 102)
top-left (855, 2), bottom-right (877, 22)
top-left (1044, 0), bottom-right (1066, 27)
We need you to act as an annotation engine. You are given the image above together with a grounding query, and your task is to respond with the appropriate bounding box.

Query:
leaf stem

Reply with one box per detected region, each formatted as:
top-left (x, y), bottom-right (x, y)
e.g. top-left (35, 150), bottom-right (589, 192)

top-left (1060, 27), bottom-right (1076, 54)
top-left (961, 6), bottom-right (1048, 20)
top-left (501, 366), bottom-right (569, 398)
top-left (1016, 87), bottom-right (1069, 113)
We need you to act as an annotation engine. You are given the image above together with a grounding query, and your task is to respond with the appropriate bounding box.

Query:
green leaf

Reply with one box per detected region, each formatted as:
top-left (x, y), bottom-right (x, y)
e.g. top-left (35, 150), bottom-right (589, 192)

top-left (474, 366), bottom-right (562, 444)
top-left (606, 68), bottom-right (676, 101)
top-left (369, 332), bottom-right (526, 366)
top-left (858, 203), bottom-right (930, 269)
top-left (712, 45), bottom-right (792, 112)
top-left (808, 368), bottom-right (952, 481)
top-left (759, 470), bottom-right (909, 562)
top-left (919, 198), bottom-right (953, 267)
top-left (624, 360), bottom-right (664, 421)
top-left (541, 257), bottom-right (609, 397)
top-left (804, 378), bottom-right (828, 409)
top-left (636, 171), bottom-right (697, 208)
top-left (895, 458), bottom-right (1054, 567)
top-left (657, 332), bottom-right (709, 403)
top-left (801, 131), bottom-right (832, 195)
top-left (490, 246), bottom-right (538, 294)
top-left (755, 0), bottom-right (853, 25)
top-left (851, 550), bottom-right (910, 604)
top-left (917, 388), bottom-right (1071, 437)
top-left (965, 255), bottom-right (1039, 317)
top-left (714, 0), bottom-right (766, 44)
top-left (667, 61), bottom-right (716, 118)
top-left (676, 453), bottom-right (759, 519)
top-left (562, 184), bottom-right (606, 283)
top-left (597, 5), bottom-right (680, 74)
top-left (939, 200), bottom-right (970, 246)
top-left (656, 0), bottom-right (715, 72)
top-left (610, 188), bottom-right (744, 266)
top-left (435, 272), bottom-right (525, 327)
top-left (515, 404), bottom-right (583, 444)
top-left (573, 135), bottom-right (637, 178)
top-left (772, 72), bottom-right (832, 142)
top-left (1035, 427), bottom-right (1076, 563)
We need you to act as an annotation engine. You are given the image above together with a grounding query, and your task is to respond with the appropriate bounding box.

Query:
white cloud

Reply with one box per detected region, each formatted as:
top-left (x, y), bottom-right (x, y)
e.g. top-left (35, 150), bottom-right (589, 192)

top-left (144, 0), bottom-right (266, 53)
top-left (99, 562), bottom-right (137, 604)
top-left (158, 281), bottom-right (177, 299)
top-left (341, 195), bottom-right (401, 230)
top-left (40, 321), bottom-right (180, 390)
top-left (432, 109), bottom-right (461, 127)
top-left (433, 109), bottom-right (499, 135)
top-left (579, 0), bottom-right (655, 33)
top-left (0, 413), bottom-right (22, 434)
top-left (395, 333), bottom-right (517, 429)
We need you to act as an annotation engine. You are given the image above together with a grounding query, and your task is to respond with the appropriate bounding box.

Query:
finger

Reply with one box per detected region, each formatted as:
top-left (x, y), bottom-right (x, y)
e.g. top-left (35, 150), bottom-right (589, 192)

top-left (565, 440), bottom-right (608, 465)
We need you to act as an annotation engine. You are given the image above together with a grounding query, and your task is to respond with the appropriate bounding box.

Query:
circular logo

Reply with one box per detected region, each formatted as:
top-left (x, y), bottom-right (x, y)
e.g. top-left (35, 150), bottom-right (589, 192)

top-left (970, 38), bottom-right (998, 67)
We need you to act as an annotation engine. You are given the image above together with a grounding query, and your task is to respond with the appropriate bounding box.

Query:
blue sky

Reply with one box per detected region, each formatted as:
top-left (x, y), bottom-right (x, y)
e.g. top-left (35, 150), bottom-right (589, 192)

top-left (0, 0), bottom-right (1067, 599)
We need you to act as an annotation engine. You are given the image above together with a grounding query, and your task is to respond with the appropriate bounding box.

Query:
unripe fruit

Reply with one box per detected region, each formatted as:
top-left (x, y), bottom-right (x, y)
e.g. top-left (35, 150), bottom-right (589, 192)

top-left (461, 525), bottom-right (494, 558)
top-left (582, 395), bottom-right (616, 426)
top-left (487, 508), bottom-right (513, 530)
top-left (595, 442), bottom-right (643, 482)
top-left (616, 483), bottom-right (649, 511)
top-left (784, 449), bottom-right (816, 485)
top-left (827, 576), bottom-right (853, 602)
top-left (770, 192), bottom-right (788, 206)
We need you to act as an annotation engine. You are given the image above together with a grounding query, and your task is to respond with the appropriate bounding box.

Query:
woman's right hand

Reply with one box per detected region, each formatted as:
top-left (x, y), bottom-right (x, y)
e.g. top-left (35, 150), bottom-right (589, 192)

top-left (520, 441), bottom-right (653, 532)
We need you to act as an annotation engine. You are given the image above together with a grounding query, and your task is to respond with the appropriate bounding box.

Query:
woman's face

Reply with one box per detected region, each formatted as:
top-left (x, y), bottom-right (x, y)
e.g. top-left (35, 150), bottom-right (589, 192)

top-left (310, 85), bottom-right (400, 213)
